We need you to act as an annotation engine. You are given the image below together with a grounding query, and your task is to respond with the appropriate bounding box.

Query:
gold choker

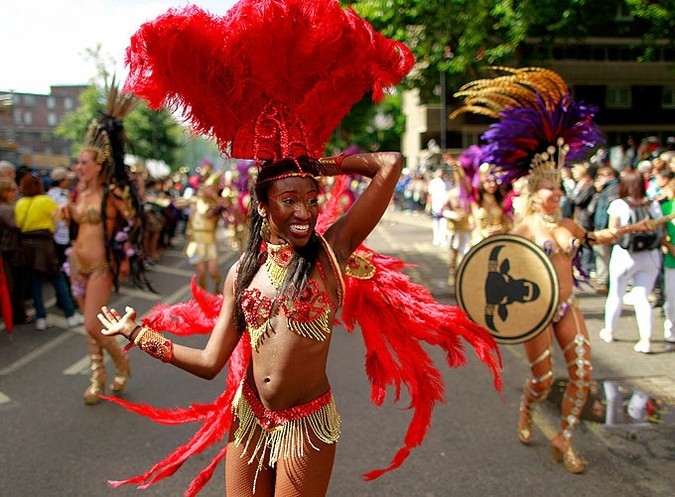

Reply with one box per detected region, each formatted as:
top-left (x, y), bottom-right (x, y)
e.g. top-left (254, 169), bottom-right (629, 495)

top-left (264, 242), bottom-right (293, 289)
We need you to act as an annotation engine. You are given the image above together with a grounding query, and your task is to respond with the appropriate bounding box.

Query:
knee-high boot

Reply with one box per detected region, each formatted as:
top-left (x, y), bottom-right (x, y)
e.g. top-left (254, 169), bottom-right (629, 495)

top-left (101, 336), bottom-right (130, 394)
top-left (552, 330), bottom-right (591, 473)
top-left (518, 347), bottom-right (553, 444)
top-left (84, 336), bottom-right (106, 405)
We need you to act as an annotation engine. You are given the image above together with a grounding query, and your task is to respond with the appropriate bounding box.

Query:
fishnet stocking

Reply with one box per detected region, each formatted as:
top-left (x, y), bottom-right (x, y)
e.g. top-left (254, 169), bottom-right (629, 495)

top-left (225, 418), bottom-right (336, 496)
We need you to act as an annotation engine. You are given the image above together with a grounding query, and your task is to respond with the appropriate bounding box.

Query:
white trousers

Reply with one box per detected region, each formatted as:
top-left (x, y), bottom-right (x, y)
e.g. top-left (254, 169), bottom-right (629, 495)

top-left (431, 216), bottom-right (448, 247)
top-left (662, 267), bottom-right (675, 340)
top-left (604, 247), bottom-right (660, 342)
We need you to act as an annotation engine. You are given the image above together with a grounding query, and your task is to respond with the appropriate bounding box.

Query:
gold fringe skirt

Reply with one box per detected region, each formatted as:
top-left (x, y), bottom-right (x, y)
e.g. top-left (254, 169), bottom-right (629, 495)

top-left (232, 380), bottom-right (341, 484)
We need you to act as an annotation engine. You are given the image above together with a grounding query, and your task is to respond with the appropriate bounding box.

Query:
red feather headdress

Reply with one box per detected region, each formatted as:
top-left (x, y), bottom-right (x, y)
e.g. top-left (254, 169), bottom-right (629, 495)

top-left (124, 0), bottom-right (413, 162)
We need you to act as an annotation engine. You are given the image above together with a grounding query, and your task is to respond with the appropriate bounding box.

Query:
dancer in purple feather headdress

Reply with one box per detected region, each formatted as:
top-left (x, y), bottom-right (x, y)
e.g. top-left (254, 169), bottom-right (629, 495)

top-left (453, 67), bottom-right (651, 474)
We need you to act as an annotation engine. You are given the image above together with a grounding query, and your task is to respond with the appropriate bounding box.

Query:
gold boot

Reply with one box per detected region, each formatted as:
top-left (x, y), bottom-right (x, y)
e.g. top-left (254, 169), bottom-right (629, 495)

top-left (551, 433), bottom-right (586, 474)
top-left (517, 352), bottom-right (553, 444)
top-left (102, 336), bottom-right (130, 394)
top-left (84, 336), bottom-right (106, 405)
top-left (517, 393), bottom-right (534, 444)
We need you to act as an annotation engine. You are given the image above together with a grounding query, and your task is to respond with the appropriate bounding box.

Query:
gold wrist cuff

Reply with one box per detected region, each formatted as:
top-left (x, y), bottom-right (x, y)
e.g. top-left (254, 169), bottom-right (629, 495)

top-left (316, 154), bottom-right (347, 176)
top-left (134, 326), bottom-right (174, 363)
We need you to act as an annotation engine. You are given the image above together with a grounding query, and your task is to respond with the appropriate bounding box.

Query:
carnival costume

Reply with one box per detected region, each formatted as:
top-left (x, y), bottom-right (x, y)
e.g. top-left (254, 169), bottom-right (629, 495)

top-left (71, 79), bottom-right (146, 405)
top-left (101, 1), bottom-right (503, 495)
top-left (184, 170), bottom-right (223, 291)
top-left (453, 67), bottom-right (603, 473)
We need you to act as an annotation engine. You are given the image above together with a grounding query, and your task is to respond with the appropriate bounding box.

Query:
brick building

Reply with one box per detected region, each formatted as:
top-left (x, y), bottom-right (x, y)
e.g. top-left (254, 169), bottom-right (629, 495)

top-left (0, 85), bottom-right (87, 169)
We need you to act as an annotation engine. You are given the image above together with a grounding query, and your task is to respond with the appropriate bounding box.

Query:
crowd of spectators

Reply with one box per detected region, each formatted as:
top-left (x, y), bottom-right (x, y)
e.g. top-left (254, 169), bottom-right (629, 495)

top-left (0, 158), bottom-right (253, 332)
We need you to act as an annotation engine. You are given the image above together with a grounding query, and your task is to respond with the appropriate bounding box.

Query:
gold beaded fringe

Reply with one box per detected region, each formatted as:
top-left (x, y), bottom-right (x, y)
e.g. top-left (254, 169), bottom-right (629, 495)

top-left (232, 387), bottom-right (341, 493)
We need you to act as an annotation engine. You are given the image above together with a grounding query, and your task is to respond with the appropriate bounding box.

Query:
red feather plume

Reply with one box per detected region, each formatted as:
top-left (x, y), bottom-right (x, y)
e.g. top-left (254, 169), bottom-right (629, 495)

top-left (124, 0), bottom-right (413, 160)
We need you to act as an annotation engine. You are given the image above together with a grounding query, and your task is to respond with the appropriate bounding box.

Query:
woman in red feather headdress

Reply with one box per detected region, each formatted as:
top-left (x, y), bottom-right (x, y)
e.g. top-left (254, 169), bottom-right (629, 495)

top-left (96, 1), bottom-right (502, 495)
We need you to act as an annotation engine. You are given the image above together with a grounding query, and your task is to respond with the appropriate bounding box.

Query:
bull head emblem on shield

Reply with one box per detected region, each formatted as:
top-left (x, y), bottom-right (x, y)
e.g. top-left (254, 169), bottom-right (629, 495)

top-left (485, 245), bottom-right (540, 333)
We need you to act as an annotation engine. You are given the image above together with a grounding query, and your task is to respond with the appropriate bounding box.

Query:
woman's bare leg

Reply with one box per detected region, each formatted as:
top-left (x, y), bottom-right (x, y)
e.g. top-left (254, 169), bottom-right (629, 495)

top-left (207, 257), bottom-right (222, 294)
top-left (195, 262), bottom-right (207, 290)
top-left (77, 270), bottom-right (125, 404)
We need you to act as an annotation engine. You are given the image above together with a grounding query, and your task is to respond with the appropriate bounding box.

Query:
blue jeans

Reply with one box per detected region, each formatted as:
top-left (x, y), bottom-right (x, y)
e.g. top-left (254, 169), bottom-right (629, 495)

top-left (30, 270), bottom-right (75, 319)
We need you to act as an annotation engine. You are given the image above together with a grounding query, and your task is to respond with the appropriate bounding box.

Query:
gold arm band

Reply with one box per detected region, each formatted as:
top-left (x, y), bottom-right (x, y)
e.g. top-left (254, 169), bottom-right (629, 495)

top-left (134, 326), bottom-right (174, 363)
top-left (316, 154), bottom-right (348, 176)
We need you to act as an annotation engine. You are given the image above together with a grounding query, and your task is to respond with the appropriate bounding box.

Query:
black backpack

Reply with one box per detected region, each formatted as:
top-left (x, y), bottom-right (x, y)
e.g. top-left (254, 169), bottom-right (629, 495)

top-left (617, 203), bottom-right (663, 252)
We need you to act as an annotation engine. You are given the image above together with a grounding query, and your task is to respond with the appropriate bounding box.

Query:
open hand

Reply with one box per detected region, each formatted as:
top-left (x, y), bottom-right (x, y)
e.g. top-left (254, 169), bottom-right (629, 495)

top-left (97, 306), bottom-right (138, 339)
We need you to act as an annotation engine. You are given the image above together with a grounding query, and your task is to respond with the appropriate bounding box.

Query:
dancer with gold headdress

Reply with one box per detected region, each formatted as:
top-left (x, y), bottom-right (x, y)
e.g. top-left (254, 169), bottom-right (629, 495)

top-left (453, 67), bottom-right (650, 473)
top-left (471, 163), bottom-right (512, 244)
top-left (181, 168), bottom-right (224, 293)
top-left (94, 1), bottom-right (502, 495)
top-left (66, 77), bottom-right (141, 405)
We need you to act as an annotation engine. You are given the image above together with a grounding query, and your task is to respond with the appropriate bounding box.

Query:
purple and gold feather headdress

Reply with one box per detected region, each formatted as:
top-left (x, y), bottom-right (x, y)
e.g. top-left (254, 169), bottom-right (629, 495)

top-left (451, 67), bottom-right (604, 186)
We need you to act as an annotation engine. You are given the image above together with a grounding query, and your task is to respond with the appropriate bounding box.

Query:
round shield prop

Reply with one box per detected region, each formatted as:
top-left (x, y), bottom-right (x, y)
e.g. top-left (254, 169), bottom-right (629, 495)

top-left (455, 234), bottom-right (560, 344)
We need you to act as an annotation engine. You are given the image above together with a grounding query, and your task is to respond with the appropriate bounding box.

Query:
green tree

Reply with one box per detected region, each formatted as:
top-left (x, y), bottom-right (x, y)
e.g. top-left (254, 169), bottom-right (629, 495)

top-left (123, 102), bottom-right (182, 166)
top-left (325, 92), bottom-right (404, 154)
top-left (625, 0), bottom-right (675, 61)
top-left (55, 89), bottom-right (182, 168)
top-left (55, 45), bottom-right (182, 168)
top-left (54, 85), bottom-right (104, 145)
top-left (347, 0), bottom-right (674, 100)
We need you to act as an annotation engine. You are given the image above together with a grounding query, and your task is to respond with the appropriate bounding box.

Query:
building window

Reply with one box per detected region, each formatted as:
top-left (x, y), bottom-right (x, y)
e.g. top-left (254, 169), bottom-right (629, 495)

top-left (23, 95), bottom-right (36, 107)
top-left (664, 87), bottom-right (675, 109)
top-left (48, 112), bottom-right (58, 126)
top-left (47, 97), bottom-right (56, 110)
top-left (606, 87), bottom-right (631, 108)
top-left (615, 4), bottom-right (634, 22)
top-left (23, 111), bottom-right (33, 125)
top-left (64, 97), bottom-right (73, 111)
top-left (13, 109), bottom-right (21, 125)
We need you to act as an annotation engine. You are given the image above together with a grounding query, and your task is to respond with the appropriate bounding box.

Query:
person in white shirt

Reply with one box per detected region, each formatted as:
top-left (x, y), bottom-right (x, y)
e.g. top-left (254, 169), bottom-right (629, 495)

top-left (426, 166), bottom-right (450, 246)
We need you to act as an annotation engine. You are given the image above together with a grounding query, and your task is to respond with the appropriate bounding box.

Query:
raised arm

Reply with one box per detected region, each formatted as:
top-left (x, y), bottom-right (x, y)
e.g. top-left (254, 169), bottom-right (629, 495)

top-left (98, 263), bottom-right (242, 380)
top-left (322, 152), bottom-right (404, 263)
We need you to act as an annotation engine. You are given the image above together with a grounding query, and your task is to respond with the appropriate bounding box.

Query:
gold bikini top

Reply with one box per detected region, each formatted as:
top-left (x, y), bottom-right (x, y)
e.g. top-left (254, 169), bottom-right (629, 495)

top-left (72, 204), bottom-right (103, 225)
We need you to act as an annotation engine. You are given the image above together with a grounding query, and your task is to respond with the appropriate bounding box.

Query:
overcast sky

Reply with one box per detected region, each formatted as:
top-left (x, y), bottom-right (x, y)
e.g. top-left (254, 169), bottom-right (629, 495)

top-left (2, 1), bottom-right (238, 94)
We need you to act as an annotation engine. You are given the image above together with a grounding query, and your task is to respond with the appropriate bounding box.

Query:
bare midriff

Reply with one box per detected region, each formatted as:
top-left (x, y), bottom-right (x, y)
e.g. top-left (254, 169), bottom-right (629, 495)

top-left (248, 327), bottom-right (332, 411)
top-left (244, 261), bottom-right (337, 412)
top-left (72, 221), bottom-right (109, 270)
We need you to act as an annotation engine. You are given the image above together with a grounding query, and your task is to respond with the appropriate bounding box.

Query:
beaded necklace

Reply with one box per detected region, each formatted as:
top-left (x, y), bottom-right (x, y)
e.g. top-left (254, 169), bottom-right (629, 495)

top-left (533, 210), bottom-right (560, 229)
top-left (241, 241), bottom-right (336, 350)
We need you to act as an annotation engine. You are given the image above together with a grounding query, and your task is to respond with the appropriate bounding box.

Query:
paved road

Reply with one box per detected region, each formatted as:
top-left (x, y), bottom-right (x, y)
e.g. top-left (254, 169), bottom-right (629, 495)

top-left (0, 210), bottom-right (673, 497)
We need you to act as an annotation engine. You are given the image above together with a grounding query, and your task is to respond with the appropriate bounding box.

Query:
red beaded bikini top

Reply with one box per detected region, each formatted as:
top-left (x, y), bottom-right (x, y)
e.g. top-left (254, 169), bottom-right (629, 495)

top-left (241, 235), bottom-right (344, 350)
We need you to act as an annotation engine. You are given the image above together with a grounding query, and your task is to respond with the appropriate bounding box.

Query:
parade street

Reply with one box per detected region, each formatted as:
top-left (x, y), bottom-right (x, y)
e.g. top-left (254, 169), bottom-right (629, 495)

top-left (1, 209), bottom-right (673, 497)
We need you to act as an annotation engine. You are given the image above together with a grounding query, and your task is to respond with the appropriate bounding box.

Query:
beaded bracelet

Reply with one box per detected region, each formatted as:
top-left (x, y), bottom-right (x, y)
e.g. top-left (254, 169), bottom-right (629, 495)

top-left (133, 326), bottom-right (174, 363)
